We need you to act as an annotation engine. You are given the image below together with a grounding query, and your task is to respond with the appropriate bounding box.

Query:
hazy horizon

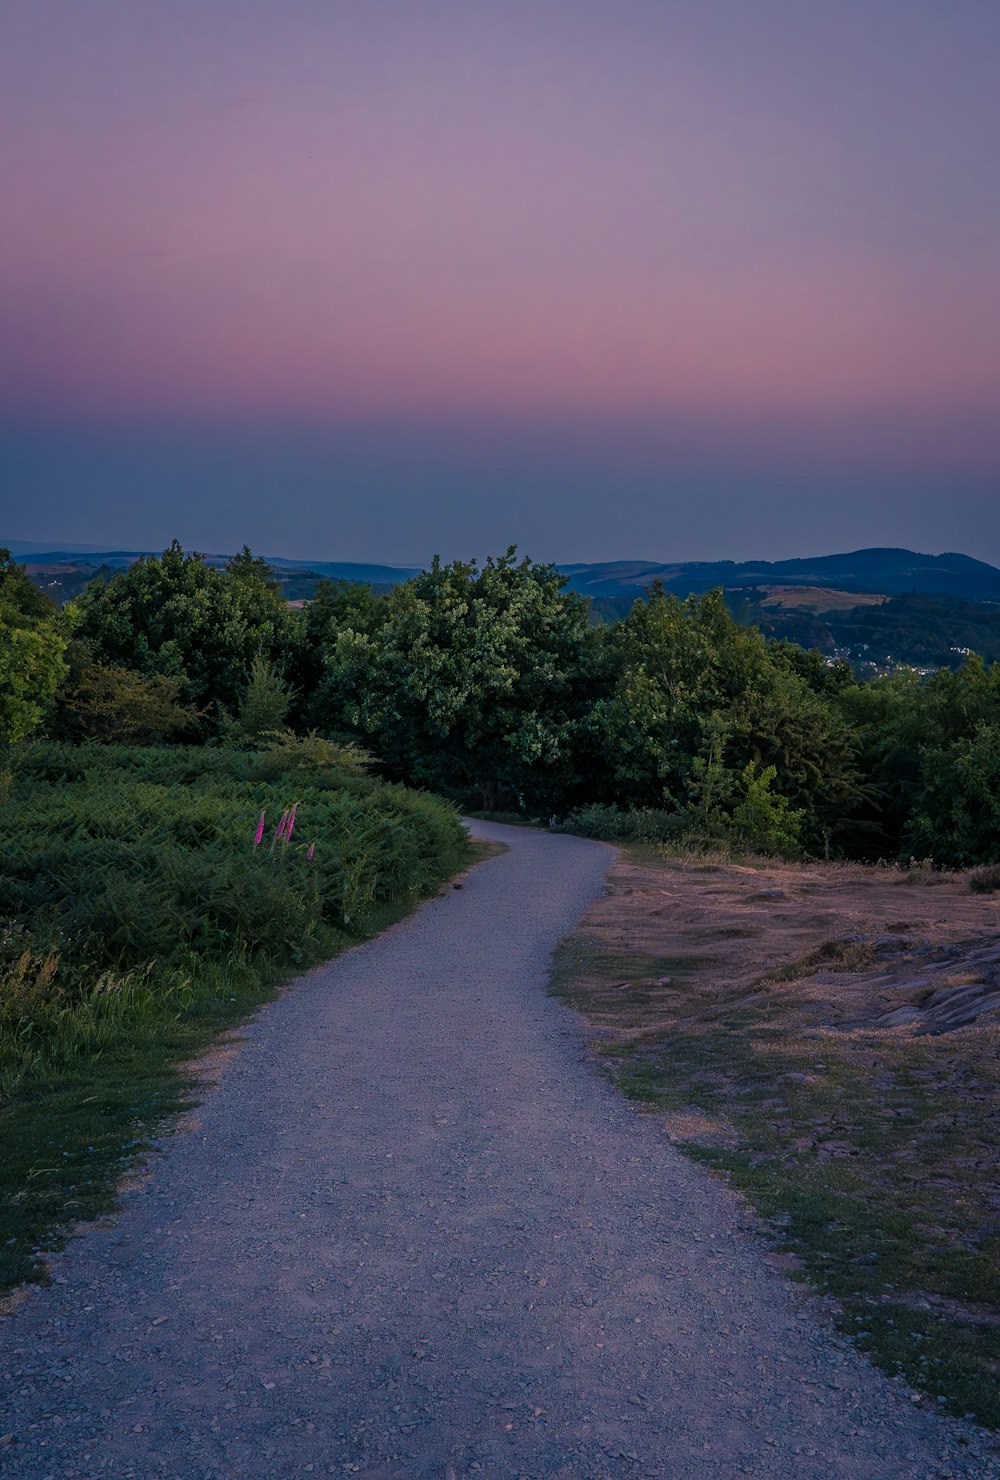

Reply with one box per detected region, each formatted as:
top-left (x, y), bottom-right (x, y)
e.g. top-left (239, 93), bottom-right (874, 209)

top-left (5, 527), bottom-right (999, 576)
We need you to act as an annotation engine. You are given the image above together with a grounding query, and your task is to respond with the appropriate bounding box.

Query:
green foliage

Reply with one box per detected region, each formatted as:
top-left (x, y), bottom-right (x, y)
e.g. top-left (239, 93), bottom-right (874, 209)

top-left (561, 803), bottom-right (685, 845)
top-left (0, 741), bottom-right (468, 1104)
top-left (838, 657), bottom-right (1000, 864)
top-left (0, 550), bottom-right (60, 620)
top-left (306, 548), bottom-right (595, 810)
top-left (56, 662), bottom-right (202, 742)
top-left (905, 722), bottom-right (1000, 867)
top-left (223, 655), bottom-right (296, 743)
top-left (20, 531), bottom-right (1000, 866)
top-left (585, 588), bottom-right (859, 852)
top-left (0, 738), bottom-right (467, 1288)
top-left (256, 730), bottom-right (373, 775)
top-left (727, 762), bottom-right (804, 858)
top-left (0, 549), bottom-right (68, 746)
top-left (71, 542), bottom-right (300, 726)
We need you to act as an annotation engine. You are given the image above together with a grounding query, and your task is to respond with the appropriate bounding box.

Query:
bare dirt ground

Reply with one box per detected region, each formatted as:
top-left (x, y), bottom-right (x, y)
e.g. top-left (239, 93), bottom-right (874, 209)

top-left (565, 849), bottom-right (1000, 1040)
top-left (553, 847), bottom-right (1000, 1431)
top-left (1, 825), bottom-right (998, 1478)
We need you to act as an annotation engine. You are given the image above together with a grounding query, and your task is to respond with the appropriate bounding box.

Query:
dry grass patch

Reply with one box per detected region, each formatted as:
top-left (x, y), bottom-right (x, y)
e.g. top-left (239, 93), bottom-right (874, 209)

top-left (551, 848), bottom-right (1000, 1428)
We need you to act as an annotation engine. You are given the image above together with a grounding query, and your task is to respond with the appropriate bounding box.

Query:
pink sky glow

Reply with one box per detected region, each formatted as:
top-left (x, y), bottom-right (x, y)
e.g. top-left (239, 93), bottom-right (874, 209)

top-left (1, 1), bottom-right (998, 560)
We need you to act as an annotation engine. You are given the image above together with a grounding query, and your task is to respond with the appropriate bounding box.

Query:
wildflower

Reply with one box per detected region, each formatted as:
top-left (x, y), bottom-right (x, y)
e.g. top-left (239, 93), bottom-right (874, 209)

top-left (306, 843), bottom-right (315, 860)
top-left (286, 802), bottom-right (299, 842)
top-left (270, 810), bottom-right (289, 853)
top-left (253, 811), bottom-right (266, 846)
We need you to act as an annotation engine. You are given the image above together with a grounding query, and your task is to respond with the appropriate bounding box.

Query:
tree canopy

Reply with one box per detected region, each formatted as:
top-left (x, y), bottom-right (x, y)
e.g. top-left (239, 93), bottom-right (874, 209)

top-left (71, 543), bottom-right (299, 724)
top-left (0, 550), bottom-right (67, 746)
top-left (307, 549), bottom-right (593, 809)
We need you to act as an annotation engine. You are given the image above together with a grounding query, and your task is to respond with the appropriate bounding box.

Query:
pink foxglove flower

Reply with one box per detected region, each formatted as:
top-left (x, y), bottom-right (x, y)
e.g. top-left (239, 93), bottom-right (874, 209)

top-left (306, 843), bottom-right (315, 860)
top-left (286, 802), bottom-right (298, 842)
top-left (271, 810), bottom-right (289, 851)
top-left (253, 811), bottom-right (266, 846)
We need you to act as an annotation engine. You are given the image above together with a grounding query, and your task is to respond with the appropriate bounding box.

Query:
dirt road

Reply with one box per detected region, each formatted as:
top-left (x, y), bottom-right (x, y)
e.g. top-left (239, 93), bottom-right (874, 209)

top-left (1, 822), bottom-right (996, 1478)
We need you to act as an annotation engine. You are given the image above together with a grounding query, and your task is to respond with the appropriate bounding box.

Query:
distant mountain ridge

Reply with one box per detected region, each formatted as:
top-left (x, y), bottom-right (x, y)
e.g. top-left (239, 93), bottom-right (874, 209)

top-left (10, 549), bottom-right (423, 587)
top-left (8, 543), bottom-right (1000, 604)
top-left (559, 548), bottom-right (1000, 602)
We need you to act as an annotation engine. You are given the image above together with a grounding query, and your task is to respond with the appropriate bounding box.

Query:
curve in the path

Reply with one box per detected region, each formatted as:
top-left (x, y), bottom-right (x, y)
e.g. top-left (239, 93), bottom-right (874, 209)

top-left (0, 821), bottom-right (996, 1479)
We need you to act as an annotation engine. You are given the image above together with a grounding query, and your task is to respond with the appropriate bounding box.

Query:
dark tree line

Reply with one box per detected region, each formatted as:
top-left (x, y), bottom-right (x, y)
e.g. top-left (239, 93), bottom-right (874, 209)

top-left (4, 542), bottom-right (1000, 865)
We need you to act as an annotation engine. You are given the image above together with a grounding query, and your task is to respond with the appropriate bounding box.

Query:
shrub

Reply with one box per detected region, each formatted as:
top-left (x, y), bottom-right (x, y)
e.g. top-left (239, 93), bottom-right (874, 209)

top-left (0, 741), bottom-right (469, 1100)
top-left (56, 663), bottom-right (202, 742)
top-left (222, 655), bottom-right (296, 743)
top-left (561, 803), bottom-right (685, 844)
top-left (727, 763), bottom-right (804, 860)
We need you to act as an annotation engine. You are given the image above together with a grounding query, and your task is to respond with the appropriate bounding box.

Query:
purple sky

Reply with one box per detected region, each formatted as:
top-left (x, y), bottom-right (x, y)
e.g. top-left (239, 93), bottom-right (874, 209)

top-left (1, 1), bottom-right (998, 564)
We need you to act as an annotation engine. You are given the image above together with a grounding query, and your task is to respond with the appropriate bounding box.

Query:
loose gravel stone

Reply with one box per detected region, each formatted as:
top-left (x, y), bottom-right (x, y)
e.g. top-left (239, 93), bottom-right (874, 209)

top-left (1, 822), bottom-right (998, 1477)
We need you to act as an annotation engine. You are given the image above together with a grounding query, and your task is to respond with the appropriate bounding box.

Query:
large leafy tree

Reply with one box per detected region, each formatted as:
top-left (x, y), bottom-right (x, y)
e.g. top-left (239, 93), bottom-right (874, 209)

top-left (71, 543), bottom-right (300, 724)
top-left (0, 550), bottom-right (67, 746)
top-left (308, 549), bottom-right (595, 809)
top-left (586, 587), bottom-right (862, 850)
top-left (839, 656), bottom-right (1000, 862)
top-left (905, 720), bottom-right (1000, 866)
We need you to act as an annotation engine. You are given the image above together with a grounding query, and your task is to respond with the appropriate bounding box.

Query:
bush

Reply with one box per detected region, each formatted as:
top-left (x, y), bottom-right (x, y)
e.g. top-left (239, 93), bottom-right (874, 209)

top-left (0, 741), bottom-right (469, 1100)
top-left (561, 803), bottom-right (685, 844)
top-left (222, 655), bottom-right (296, 743)
top-left (727, 763), bottom-right (804, 859)
top-left (56, 663), bottom-right (202, 742)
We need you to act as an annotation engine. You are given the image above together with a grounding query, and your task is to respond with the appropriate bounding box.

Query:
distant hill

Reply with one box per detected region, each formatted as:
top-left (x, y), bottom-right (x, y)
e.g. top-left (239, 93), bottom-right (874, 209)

top-left (10, 544), bottom-right (1000, 602)
top-left (8, 548), bottom-right (422, 585)
top-left (262, 557), bottom-right (424, 585)
top-left (559, 549), bottom-right (1000, 670)
top-left (6, 547), bottom-right (423, 605)
top-left (559, 548), bottom-right (1000, 603)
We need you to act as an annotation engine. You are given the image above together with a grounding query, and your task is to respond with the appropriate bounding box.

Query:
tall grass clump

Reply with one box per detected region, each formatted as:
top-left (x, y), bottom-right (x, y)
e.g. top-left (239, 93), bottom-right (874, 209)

top-left (0, 737), bottom-right (469, 1286)
top-left (968, 862), bottom-right (1000, 895)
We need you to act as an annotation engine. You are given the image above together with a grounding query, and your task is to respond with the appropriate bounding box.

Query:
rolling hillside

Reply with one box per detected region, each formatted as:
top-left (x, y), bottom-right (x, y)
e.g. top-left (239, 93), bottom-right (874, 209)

top-left (559, 548), bottom-right (1000, 602)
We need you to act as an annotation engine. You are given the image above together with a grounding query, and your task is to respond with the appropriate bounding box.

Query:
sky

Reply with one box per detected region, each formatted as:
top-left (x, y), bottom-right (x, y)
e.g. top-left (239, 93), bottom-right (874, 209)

top-left (1, 0), bottom-right (998, 566)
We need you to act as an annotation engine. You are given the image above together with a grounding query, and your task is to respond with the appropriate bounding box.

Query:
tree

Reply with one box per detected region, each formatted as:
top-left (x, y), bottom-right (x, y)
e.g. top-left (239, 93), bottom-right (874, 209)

top-left (839, 656), bottom-right (1000, 863)
top-left (586, 587), bottom-right (861, 848)
top-left (290, 579), bottom-right (383, 720)
top-left (840, 657), bottom-right (999, 864)
top-left (307, 549), bottom-right (595, 810)
top-left (223, 655), bottom-right (296, 744)
top-left (0, 550), bottom-right (67, 745)
top-left (905, 720), bottom-right (1000, 866)
top-left (57, 663), bottom-right (202, 743)
top-left (71, 542), bottom-right (301, 726)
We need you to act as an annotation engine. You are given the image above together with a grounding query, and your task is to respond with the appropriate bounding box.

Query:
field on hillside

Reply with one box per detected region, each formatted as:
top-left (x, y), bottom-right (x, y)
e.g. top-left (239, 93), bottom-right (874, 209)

top-left (553, 850), bottom-right (1000, 1428)
top-left (0, 739), bottom-right (469, 1291)
top-left (756, 585), bottom-right (888, 612)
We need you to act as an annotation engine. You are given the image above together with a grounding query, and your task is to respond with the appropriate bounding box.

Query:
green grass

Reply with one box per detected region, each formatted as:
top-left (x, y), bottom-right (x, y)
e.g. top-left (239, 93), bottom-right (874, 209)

top-left (0, 737), bottom-right (471, 1292)
top-left (551, 933), bottom-right (1000, 1430)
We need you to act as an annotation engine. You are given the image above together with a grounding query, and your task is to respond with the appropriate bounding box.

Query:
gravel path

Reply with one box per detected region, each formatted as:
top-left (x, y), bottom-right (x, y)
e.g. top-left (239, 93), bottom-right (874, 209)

top-left (2, 821), bottom-right (997, 1479)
